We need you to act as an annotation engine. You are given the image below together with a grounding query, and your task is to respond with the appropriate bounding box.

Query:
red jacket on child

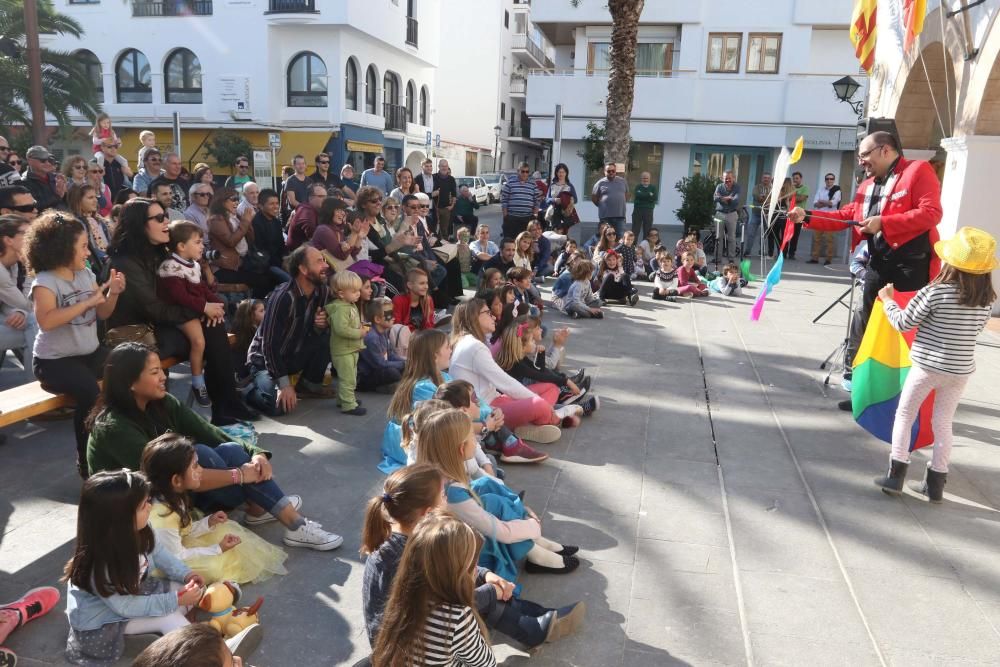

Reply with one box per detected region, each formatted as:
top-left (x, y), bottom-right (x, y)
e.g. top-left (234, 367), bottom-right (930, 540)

top-left (392, 293), bottom-right (435, 332)
top-left (157, 254), bottom-right (222, 314)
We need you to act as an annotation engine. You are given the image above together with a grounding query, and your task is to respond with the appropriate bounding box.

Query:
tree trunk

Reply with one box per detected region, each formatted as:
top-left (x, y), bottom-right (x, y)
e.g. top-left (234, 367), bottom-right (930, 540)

top-left (604, 0), bottom-right (643, 165)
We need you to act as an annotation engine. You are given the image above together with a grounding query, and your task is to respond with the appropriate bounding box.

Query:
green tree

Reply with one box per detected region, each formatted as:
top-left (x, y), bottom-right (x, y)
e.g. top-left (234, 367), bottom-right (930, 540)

top-left (203, 131), bottom-right (253, 173)
top-left (0, 0), bottom-right (100, 129)
top-left (579, 120), bottom-right (635, 175)
top-left (674, 173), bottom-right (718, 233)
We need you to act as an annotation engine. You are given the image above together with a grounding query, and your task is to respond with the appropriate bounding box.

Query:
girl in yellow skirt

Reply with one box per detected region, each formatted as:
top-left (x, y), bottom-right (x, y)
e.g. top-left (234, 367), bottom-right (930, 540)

top-left (140, 433), bottom-right (288, 584)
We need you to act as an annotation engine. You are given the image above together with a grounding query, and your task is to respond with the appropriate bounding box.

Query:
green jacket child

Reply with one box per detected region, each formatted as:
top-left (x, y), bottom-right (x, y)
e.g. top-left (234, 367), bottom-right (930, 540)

top-left (326, 299), bottom-right (366, 357)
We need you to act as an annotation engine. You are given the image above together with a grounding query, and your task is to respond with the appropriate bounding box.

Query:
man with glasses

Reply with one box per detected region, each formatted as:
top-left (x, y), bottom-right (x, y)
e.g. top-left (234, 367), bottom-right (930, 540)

top-left (310, 152), bottom-right (341, 191)
top-left (0, 186), bottom-right (38, 220)
top-left (789, 130), bottom-right (943, 411)
top-left (184, 183), bottom-right (213, 235)
top-left (501, 161), bottom-right (541, 240)
top-left (285, 182), bottom-right (327, 251)
top-left (133, 148), bottom-right (163, 196)
top-left (0, 214), bottom-right (38, 382)
top-left (149, 153), bottom-right (191, 211)
top-left (22, 146), bottom-right (64, 212)
top-left (224, 155), bottom-right (255, 193)
top-left (591, 161), bottom-right (628, 239)
top-left (713, 170), bottom-right (742, 262)
top-left (0, 136), bottom-right (20, 187)
top-left (359, 155), bottom-right (394, 196)
top-left (97, 140), bottom-right (133, 198)
top-left (808, 173), bottom-right (842, 266)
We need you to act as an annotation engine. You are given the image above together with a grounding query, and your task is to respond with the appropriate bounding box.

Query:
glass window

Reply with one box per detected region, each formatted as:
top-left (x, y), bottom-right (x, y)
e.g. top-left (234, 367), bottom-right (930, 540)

top-left (707, 33), bottom-right (741, 73)
top-left (405, 80), bottom-right (416, 122)
top-left (287, 52), bottom-right (327, 107)
top-left (589, 42), bottom-right (673, 76)
top-left (75, 50), bottom-right (103, 103)
top-left (588, 42), bottom-right (610, 73)
top-left (419, 86), bottom-right (428, 125)
top-left (164, 48), bottom-right (202, 104)
top-left (747, 33), bottom-right (781, 74)
top-left (115, 49), bottom-right (152, 103)
top-left (383, 72), bottom-right (399, 106)
top-left (345, 59), bottom-right (358, 111)
top-left (583, 142), bottom-right (663, 197)
top-left (365, 66), bottom-right (377, 114)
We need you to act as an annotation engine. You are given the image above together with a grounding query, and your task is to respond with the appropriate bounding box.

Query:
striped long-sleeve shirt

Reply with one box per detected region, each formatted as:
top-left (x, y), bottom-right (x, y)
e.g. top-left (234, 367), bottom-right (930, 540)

top-left (883, 282), bottom-right (992, 375)
top-left (500, 178), bottom-right (540, 217)
top-left (416, 603), bottom-right (496, 666)
top-left (247, 279), bottom-right (330, 387)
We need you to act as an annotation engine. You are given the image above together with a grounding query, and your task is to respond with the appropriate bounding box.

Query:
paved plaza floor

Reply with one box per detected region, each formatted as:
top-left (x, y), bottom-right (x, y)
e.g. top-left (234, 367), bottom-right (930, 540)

top-left (2, 221), bottom-right (1000, 666)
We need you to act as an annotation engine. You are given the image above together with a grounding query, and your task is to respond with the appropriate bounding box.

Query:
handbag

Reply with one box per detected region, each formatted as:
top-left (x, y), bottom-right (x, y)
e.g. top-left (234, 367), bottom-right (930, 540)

top-left (105, 323), bottom-right (157, 348)
top-left (432, 242), bottom-right (458, 264)
top-left (240, 248), bottom-right (270, 274)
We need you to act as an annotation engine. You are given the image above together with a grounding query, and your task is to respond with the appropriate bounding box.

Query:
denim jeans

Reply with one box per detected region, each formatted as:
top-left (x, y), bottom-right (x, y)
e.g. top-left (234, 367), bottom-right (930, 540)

top-left (268, 265), bottom-right (292, 284)
top-left (192, 443), bottom-right (292, 517)
top-left (601, 216), bottom-right (625, 238)
top-left (244, 331), bottom-right (330, 415)
top-left (743, 207), bottom-right (762, 256)
top-left (0, 311), bottom-right (38, 382)
top-left (480, 592), bottom-right (550, 648)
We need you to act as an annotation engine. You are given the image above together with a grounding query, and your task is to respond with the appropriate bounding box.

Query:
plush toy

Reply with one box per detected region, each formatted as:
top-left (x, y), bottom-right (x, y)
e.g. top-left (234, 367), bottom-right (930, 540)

top-left (198, 581), bottom-right (263, 639)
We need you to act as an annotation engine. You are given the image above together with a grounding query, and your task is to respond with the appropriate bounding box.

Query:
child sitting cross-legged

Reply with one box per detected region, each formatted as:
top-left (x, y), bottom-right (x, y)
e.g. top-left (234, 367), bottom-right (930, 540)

top-left (140, 433), bottom-right (288, 585)
top-left (710, 262), bottom-right (744, 296)
top-left (358, 298), bottom-right (405, 394)
top-left (552, 238), bottom-right (579, 277)
top-left (156, 220), bottom-right (225, 407)
top-left (390, 267), bottom-right (436, 358)
top-left (562, 259), bottom-right (603, 319)
top-left (434, 379), bottom-right (504, 480)
top-left (597, 249), bottom-right (639, 306)
top-left (550, 250), bottom-right (588, 312)
top-left (362, 467), bottom-right (586, 656)
top-left (416, 409), bottom-right (581, 577)
top-left (678, 251), bottom-right (709, 298)
top-left (652, 254), bottom-right (679, 301)
top-left (326, 270), bottom-right (369, 416)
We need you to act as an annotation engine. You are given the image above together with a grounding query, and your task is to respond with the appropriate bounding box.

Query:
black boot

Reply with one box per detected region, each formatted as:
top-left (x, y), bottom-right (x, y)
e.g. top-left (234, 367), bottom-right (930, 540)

top-left (912, 466), bottom-right (946, 503)
top-left (874, 459), bottom-right (909, 495)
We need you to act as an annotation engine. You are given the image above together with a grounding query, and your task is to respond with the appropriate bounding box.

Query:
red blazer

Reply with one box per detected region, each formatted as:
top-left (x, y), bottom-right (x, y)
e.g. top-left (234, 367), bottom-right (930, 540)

top-left (392, 293), bottom-right (435, 332)
top-left (805, 157), bottom-right (942, 279)
top-left (158, 273), bottom-right (222, 314)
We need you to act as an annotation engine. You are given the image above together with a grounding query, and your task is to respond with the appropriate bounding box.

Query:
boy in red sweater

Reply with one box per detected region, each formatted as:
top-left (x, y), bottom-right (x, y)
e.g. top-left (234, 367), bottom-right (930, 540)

top-left (157, 220), bottom-right (225, 406)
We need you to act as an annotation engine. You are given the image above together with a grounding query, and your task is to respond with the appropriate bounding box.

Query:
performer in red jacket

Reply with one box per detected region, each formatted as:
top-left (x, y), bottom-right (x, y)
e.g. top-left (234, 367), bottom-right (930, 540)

top-left (789, 131), bottom-right (943, 410)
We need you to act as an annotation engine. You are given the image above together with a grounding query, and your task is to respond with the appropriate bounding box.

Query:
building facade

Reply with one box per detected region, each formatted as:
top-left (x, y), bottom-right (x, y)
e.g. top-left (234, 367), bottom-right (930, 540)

top-left (42, 0), bottom-right (439, 183)
top-left (526, 0), bottom-right (865, 228)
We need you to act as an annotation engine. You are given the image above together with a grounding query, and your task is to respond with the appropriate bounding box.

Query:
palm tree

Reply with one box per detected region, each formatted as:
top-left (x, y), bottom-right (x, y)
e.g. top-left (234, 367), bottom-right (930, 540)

top-left (0, 0), bottom-right (100, 130)
top-left (571, 0), bottom-right (644, 164)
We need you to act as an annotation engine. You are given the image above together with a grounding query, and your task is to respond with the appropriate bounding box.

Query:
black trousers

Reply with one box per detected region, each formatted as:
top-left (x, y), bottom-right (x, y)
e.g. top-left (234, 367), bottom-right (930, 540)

top-left (502, 214), bottom-right (533, 240)
top-left (34, 346), bottom-right (109, 462)
top-left (598, 273), bottom-right (634, 301)
top-left (787, 223), bottom-right (803, 257)
top-left (155, 323), bottom-right (241, 421)
top-left (357, 365), bottom-right (402, 392)
top-left (213, 267), bottom-right (274, 300)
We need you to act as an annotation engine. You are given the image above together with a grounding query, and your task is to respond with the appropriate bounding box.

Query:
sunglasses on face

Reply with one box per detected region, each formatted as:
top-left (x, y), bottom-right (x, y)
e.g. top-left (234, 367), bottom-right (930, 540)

top-left (238, 163), bottom-right (249, 168)
top-left (0, 146), bottom-right (9, 152)
top-left (317, 160), bottom-right (330, 165)
top-left (384, 205), bottom-right (399, 210)
top-left (227, 196), bottom-right (240, 202)
top-left (147, 213), bottom-right (167, 222)
top-left (73, 164), bottom-right (86, 170)
top-left (89, 168), bottom-right (104, 174)
top-left (519, 170), bottom-right (530, 174)
top-left (9, 160), bottom-right (21, 166)
top-left (9, 202), bottom-right (38, 213)
top-left (194, 191), bottom-right (211, 197)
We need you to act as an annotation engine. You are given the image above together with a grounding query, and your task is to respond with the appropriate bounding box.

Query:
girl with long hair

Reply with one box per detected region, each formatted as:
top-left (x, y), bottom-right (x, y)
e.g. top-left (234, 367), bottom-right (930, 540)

top-left (231, 297), bottom-right (264, 378)
top-left (66, 183), bottom-right (113, 279)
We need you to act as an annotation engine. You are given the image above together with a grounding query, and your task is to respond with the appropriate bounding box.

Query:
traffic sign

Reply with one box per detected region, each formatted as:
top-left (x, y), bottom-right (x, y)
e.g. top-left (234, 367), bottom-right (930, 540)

top-left (435, 133), bottom-right (441, 148)
top-left (268, 132), bottom-right (281, 148)
top-left (425, 130), bottom-right (432, 147)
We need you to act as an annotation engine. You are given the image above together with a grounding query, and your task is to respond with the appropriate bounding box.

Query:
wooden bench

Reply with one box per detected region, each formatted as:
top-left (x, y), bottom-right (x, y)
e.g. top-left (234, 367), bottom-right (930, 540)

top-left (0, 334), bottom-right (236, 429)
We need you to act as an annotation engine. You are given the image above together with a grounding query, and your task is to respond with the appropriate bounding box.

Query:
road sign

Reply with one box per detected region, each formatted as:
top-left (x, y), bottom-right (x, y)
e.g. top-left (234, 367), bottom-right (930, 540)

top-left (425, 130), bottom-right (432, 147)
top-left (268, 132), bottom-right (281, 148)
top-left (435, 133), bottom-right (441, 148)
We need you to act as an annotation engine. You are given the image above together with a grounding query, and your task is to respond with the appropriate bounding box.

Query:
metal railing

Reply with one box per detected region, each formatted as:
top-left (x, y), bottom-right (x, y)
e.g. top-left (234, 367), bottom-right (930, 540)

top-left (510, 78), bottom-right (526, 95)
top-left (267, 0), bottom-right (315, 12)
top-left (527, 67), bottom-right (695, 78)
top-left (132, 0), bottom-right (212, 16)
top-left (511, 34), bottom-right (553, 69)
top-left (384, 102), bottom-right (407, 131)
top-left (508, 123), bottom-right (531, 138)
top-left (406, 16), bottom-right (419, 47)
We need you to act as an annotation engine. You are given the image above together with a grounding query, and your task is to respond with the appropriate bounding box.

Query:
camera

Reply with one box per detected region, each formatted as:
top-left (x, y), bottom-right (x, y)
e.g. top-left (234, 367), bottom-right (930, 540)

top-left (203, 249), bottom-right (221, 262)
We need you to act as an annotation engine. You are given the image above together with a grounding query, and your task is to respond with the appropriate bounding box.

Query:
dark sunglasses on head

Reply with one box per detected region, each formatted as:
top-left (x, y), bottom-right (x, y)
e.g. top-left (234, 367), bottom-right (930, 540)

top-left (9, 202), bottom-right (38, 213)
top-left (147, 213), bottom-right (167, 222)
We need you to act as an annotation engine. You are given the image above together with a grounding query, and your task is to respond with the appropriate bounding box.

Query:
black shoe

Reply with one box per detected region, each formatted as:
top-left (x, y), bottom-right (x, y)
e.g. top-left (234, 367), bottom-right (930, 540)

top-left (838, 399), bottom-right (853, 412)
top-left (569, 369), bottom-right (586, 385)
top-left (580, 395), bottom-right (600, 417)
top-left (807, 259), bottom-right (819, 264)
top-left (524, 555), bottom-right (580, 575)
top-left (579, 376), bottom-right (592, 394)
top-left (556, 545), bottom-right (579, 557)
top-left (343, 406), bottom-right (367, 416)
top-left (824, 260), bottom-right (833, 266)
top-left (191, 385), bottom-right (212, 407)
top-left (911, 465), bottom-right (946, 503)
top-left (874, 459), bottom-right (909, 495)
top-left (226, 400), bottom-right (262, 422)
top-left (593, 312), bottom-right (604, 319)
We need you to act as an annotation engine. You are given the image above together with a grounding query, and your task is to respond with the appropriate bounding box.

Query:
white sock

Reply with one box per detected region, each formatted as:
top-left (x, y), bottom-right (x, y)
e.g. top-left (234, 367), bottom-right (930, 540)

top-left (526, 544), bottom-right (564, 568)
top-left (534, 535), bottom-right (563, 552)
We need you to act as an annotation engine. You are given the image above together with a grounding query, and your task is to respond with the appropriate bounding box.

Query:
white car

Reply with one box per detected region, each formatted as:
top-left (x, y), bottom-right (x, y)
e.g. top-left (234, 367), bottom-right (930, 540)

top-left (456, 176), bottom-right (489, 205)
top-left (480, 173), bottom-right (506, 203)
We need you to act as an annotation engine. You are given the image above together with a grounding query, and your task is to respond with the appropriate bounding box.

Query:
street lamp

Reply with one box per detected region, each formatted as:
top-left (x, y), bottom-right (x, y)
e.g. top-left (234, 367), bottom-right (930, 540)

top-left (832, 76), bottom-right (864, 115)
top-left (493, 124), bottom-right (502, 171)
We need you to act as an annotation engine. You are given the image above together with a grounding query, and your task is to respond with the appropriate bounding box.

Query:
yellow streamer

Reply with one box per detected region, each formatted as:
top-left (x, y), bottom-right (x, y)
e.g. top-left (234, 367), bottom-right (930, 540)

top-left (789, 136), bottom-right (804, 164)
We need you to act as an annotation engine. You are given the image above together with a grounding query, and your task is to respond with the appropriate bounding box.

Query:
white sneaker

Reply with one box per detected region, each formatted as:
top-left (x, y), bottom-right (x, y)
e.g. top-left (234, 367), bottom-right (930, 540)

top-left (225, 623), bottom-right (263, 659)
top-left (514, 424), bottom-right (562, 444)
top-left (554, 404), bottom-right (583, 420)
top-left (283, 519), bottom-right (344, 551)
top-left (244, 495), bottom-right (302, 526)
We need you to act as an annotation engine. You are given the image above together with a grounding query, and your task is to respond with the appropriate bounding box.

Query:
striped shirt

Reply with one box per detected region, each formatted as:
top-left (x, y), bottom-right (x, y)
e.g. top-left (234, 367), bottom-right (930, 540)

top-left (500, 178), bottom-right (540, 216)
top-left (415, 603), bottom-right (496, 666)
top-left (883, 283), bottom-right (992, 375)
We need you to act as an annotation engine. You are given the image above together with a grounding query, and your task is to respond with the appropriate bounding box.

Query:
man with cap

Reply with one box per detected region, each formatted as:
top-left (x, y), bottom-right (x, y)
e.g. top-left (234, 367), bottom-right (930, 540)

top-left (359, 155), bottom-right (394, 196)
top-left (22, 146), bottom-right (65, 212)
top-left (0, 136), bottom-right (20, 187)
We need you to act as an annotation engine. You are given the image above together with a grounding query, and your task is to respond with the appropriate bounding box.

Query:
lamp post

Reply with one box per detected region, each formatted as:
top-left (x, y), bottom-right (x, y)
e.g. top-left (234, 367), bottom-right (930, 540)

top-left (493, 124), bottom-right (502, 171)
top-left (832, 76), bottom-right (864, 115)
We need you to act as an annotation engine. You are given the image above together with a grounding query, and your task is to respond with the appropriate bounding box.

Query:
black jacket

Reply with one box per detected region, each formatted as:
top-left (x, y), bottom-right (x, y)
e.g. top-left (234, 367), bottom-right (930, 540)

top-left (251, 211), bottom-right (286, 268)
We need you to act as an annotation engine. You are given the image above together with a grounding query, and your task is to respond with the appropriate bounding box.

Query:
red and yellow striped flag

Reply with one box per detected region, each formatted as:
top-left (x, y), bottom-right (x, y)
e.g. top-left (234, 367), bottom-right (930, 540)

top-left (903, 0), bottom-right (927, 51)
top-left (851, 0), bottom-right (878, 73)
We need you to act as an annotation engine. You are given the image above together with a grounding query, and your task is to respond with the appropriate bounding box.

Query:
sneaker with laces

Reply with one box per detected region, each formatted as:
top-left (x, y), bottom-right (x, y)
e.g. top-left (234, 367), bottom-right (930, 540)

top-left (557, 387), bottom-right (587, 405)
top-left (191, 384), bottom-right (211, 407)
top-left (628, 293), bottom-right (639, 306)
top-left (244, 495), bottom-right (302, 526)
top-left (581, 395), bottom-right (600, 417)
top-left (283, 519), bottom-right (344, 551)
top-left (434, 311), bottom-right (453, 327)
top-left (554, 404), bottom-right (583, 420)
top-left (500, 439), bottom-right (549, 464)
top-left (513, 424), bottom-right (561, 444)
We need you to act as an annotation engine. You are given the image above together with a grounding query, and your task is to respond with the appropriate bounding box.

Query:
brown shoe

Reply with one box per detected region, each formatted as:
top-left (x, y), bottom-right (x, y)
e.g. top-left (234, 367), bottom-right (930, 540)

top-left (296, 383), bottom-right (336, 399)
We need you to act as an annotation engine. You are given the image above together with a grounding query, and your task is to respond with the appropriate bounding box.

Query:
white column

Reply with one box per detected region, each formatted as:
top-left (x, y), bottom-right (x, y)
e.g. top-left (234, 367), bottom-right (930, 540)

top-left (940, 135), bottom-right (1000, 314)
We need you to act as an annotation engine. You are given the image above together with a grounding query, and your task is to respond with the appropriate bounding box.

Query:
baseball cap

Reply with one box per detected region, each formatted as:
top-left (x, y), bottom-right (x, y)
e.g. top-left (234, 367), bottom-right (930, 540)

top-left (26, 146), bottom-right (52, 161)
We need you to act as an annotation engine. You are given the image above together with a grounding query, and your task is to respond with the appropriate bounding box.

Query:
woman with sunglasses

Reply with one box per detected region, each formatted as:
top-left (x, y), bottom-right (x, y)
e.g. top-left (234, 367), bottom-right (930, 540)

top-left (85, 161), bottom-right (115, 218)
top-left (6, 151), bottom-right (23, 175)
top-left (207, 187), bottom-right (271, 298)
top-left (67, 184), bottom-right (114, 280)
top-left (108, 198), bottom-right (259, 426)
top-left (61, 155), bottom-right (91, 189)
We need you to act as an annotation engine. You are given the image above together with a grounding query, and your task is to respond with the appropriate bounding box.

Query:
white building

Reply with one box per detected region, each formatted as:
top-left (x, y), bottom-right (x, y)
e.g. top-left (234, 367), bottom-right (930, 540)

top-left (435, 0), bottom-right (549, 176)
top-left (526, 0), bottom-right (865, 228)
top-left (42, 0), bottom-right (440, 182)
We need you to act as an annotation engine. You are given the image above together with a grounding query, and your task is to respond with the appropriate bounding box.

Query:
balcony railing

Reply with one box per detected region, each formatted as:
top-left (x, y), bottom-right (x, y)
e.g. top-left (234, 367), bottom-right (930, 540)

top-left (132, 0), bottom-right (212, 16)
top-left (508, 123), bottom-right (531, 138)
top-left (267, 0), bottom-right (315, 12)
top-left (406, 16), bottom-right (419, 47)
top-left (384, 102), bottom-right (407, 131)
top-left (512, 34), bottom-right (553, 69)
top-left (510, 79), bottom-right (526, 95)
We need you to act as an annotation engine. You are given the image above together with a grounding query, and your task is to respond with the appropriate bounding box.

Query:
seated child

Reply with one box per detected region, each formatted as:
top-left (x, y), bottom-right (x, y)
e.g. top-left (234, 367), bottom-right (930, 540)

top-left (435, 379), bottom-right (503, 480)
top-left (133, 622), bottom-right (262, 667)
top-left (362, 469), bottom-right (586, 652)
top-left (140, 433), bottom-right (287, 584)
top-left (390, 267), bottom-right (436, 358)
top-left (136, 129), bottom-right (158, 167)
top-left (615, 230), bottom-right (646, 281)
top-left (479, 266), bottom-right (503, 292)
top-left (326, 270), bottom-right (369, 416)
top-left (506, 266), bottom-right (543, 313)
top-left (401, 399), bottom-right (453, 466)
top-left (0, 587), bottom-right (60, 667)
top-left (456, 227), bottom-right (478, 289)
top-left (156, 220), bottom-right (225, 407)
top-left (231, 298), bottom-right (264, 382)
top-left (90, 113), bottom-right (132, 177)
top-left (563, 260), bottom-right (603, 319)
top-left (552, 238), bottom-right (579, 276)
top-left (649, 244), bottom-right (667, 274)
top-left (651, 254), bottom-right (679, 301)
top-left (597, 250), bottom-right (638, 306)
top-left (358, 299), bottom-right (405, 394)
top-left (356, 275), bottom-right (374, 325)
top-left (677, 251), bottom-right (709, 297)
top-left (710, 262), bottom-right (743, 296)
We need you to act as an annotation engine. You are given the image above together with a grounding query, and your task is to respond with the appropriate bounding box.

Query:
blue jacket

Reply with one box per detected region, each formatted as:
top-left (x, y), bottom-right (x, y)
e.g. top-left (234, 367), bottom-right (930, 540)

top-left (66, 540), bottom-right (191, 631)
top-left (533, 234), bottom-right (551, 274)
top-left (552, 270), bottom-right (573, 299)
top-left (359, 328), bottom-right (404, 376)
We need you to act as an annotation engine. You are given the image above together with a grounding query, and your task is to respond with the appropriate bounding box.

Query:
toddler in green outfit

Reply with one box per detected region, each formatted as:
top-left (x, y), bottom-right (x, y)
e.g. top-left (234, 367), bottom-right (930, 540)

top-left (325, 270), bottom-right (369, 416)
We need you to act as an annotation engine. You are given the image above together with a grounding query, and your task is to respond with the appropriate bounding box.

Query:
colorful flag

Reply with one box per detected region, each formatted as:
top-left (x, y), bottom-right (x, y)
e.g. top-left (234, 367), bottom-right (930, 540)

top-left (749, 217), bottom-right (795, 321)
top-left (851, 0), bottom-right (878, 73)
top-left (903, 0), bottom-right (927, 51)
top-left (851, 292), bottom-right (936, 450)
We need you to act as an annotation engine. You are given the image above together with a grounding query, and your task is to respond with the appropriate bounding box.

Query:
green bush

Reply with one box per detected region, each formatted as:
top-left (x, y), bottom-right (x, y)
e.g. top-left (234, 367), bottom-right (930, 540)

top-left (203, 131), bottom-right (253, 172)
top-left (674, 173), bottom-right (718, 233)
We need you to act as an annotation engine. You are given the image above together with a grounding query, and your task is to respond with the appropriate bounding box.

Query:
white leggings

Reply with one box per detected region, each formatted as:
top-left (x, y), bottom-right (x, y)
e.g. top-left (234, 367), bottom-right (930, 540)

top-left (890, 364), bottom-right (969, 473)
top-left (124, 582), bottom-right (190, 636)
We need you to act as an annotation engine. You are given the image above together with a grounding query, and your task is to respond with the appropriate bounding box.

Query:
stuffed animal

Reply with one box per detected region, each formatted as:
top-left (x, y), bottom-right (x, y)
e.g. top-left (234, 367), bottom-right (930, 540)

top-left (197, 581), bottom-right (263, 639)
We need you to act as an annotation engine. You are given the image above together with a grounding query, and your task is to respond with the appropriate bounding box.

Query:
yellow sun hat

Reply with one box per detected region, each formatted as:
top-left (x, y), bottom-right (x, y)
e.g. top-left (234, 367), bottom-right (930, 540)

top-left (934, 226), bottom-right (999, 275)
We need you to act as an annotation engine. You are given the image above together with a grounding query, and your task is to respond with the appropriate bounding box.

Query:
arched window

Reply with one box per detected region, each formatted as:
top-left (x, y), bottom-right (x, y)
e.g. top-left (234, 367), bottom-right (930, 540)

top-left (383, 72), bottom-right (399, 106)
top-left (287, 52), bottom-right (328, 107)
top-left (405, 80), bottom-right (416, 123)
top-left (365, 65), bottom-right (378, 114)
top-left (419, 85), bottom-right (429, 126)
top-left (115, 49), bottom-right (151, 103)
top-left (345, 59), bottom-right (358, 111)
top-left (164, 48), bottom-right (202, 104)
top-left (75, 50), bottom-right (103, 103)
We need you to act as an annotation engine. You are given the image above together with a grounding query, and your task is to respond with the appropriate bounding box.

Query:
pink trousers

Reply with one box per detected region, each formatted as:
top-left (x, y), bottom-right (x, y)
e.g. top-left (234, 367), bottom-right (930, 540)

top-left (491, 382), bottom-right (560, 428)
top-left (890, 364), bottom-right (969, 473)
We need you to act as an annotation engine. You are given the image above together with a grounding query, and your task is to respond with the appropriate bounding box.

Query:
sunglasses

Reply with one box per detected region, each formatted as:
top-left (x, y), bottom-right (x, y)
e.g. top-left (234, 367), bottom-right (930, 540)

top-left (384, 205), bottom-right (399, 210)
top-left (9, 202), bottom-right (38, 213)
top-left (238, 163), bottom-right (249, 168)
top-left (73, 164), bottom-right (86, 170)
top-left (103, 143), bottom-right (121, 149)
top-left (825, 177), bottom-right (835, 180)
top-left (194, 191), bottom-right (211, 197)
top-left (89, 168), bottom-right (104, 174)
top-left (228, 195), bottom-right (240, 202)
top-left (519, 170), bottom-right (530, 174)
top-left (9, 160), bottom-right (21, 166)
top-left (317, 160), bottom-right (330, 165)
top-left (147, 213), bottom-right (167, 222)
top-left (0, 146), bottom-right (9, 152)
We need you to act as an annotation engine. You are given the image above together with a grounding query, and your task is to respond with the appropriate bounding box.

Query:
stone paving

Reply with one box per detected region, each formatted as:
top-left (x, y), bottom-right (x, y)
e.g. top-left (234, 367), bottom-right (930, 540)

top-left (2, 217), bottom-right (1000, 666)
